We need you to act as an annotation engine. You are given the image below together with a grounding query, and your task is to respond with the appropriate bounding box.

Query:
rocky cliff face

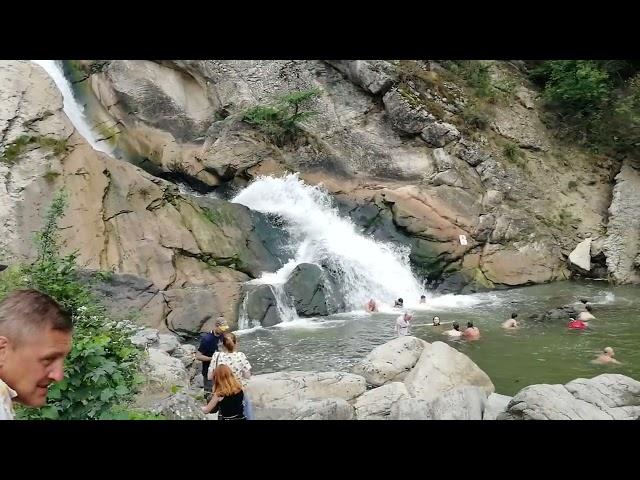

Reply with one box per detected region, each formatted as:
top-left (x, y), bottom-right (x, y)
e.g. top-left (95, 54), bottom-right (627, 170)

top-left (0, 61), bottom-right (284, 332)
top-left (65, 59), bottom-right (626, 290)
top-left (1, 59), bottom-right (635, 337)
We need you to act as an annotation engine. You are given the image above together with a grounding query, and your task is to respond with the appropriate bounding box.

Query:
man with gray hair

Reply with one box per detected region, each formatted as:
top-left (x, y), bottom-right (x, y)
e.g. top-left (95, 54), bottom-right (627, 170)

top-left (0, 289), bottom-right (73, 420)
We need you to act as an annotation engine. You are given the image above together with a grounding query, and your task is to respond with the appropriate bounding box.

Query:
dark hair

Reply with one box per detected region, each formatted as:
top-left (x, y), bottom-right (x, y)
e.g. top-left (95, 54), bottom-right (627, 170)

top-left (420, 295), bottom-right (426, 299)
top-left (398, 298), bottom-right (403, 303)
top-left (586, 305), bottom-right (592, 312)
top-left (467, 321), bottom-right (473, 328)
top-left (580, 298), bottom-right (589, 304)
top-left (452, 322), bottom-right (460, 330)
top-left (511, 312), bottom-right (518, 319)
top-left (222, 332), bottom-right (237, 352)
top-left (0, 289), bottom-right (72, 344)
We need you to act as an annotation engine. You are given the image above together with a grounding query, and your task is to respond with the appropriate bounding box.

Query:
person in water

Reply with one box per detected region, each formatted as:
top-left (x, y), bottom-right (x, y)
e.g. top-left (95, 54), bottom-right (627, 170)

top-left (502, 312), bottom-right (519, 329)
top-left (567, 317), bottom-right (588, 330)
top-left (365, 299), bottom-right (378, 313)
top-left (420, 295), bottom-right (426, 304)
top-left (394, 298), bottom-right (404, 308)
top-left (443, 321), bottom-right (462, 338)
top-left (577, 305), bottom-right (596, 321)
top-left (592, 347), bottom-right (621, 365)
top-left (462, 321), bottom-right (480, 340)
top-left (432, 316), bottom-right (441, 326)
top-left (579, 298), bottom-right (592, 308)
top-left (395, 312), bottom-right (412, 336)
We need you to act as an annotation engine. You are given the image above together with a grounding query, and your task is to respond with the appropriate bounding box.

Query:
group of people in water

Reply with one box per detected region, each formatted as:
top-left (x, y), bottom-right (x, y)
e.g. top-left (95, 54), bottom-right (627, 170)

top-left (366, 295), bottom-right (622, 365)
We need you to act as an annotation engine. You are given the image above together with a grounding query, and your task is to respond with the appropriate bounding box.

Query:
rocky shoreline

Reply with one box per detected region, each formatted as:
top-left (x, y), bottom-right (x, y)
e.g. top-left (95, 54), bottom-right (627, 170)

top-left (134, 329), bottom-right (640, 420)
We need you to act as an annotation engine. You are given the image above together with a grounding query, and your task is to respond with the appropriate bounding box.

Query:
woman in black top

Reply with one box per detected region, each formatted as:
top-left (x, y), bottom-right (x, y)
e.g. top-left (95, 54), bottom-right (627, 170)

top-left (202, 364), bottom-right (246, 420)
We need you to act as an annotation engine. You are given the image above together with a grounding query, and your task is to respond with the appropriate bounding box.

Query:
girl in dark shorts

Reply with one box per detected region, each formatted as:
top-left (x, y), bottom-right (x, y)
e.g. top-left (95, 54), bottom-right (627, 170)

top-left (202, 364), bottom-right (246, 420)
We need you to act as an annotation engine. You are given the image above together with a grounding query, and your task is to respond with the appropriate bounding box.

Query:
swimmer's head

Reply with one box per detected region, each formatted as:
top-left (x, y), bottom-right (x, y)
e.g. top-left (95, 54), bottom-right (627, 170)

top-left (604, 347), bottom-right (614, 356)
top-left (432, 316), bottom-right (440, 326)
top-left (452, 322), bottom-right (460, 331)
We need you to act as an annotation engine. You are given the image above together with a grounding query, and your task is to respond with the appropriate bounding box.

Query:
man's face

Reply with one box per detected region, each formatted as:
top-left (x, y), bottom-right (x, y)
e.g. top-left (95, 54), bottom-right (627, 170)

top-left (0, 327), bottom-right (72, 407)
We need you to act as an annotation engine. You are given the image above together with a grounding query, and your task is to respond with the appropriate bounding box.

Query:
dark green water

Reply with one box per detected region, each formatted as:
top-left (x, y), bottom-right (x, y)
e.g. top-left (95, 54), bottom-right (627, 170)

top-left (237, 281), bottom-right (640, 395)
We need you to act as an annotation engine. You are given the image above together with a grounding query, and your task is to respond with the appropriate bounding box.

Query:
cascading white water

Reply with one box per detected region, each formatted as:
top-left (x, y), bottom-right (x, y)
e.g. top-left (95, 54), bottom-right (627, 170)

top-left (31, 60), bottom-right (112, 155)
top-left (233, 174), bottom-right (426, 312)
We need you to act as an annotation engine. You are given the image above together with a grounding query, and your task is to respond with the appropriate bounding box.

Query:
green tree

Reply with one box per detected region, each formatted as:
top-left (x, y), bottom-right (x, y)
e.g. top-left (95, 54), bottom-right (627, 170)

top-left (243, 89), bottom-right (320, 145)
top-left (536, 61), bottom-right (611, 113)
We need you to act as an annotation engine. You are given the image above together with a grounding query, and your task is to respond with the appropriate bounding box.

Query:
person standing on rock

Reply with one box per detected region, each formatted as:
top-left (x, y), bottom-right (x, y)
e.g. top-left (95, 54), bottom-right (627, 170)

top-left (462, 321), bottom-right (480, 340)
top-left (592, 347), bottom-right (621, 365)
top-left (395, 312), bottom-right (412, 336)
top-left (204, 333), bottom-right (254, 419)
top-left (502, 313), bottom-right (519, 329)
top-left (196, 317), bottom-right (228, 402)
top-left (443, 321), bottom-right (462, 338)
top-left (420, 295), bottom-right (427, 304)
top-left (0, 289), bottom-right (73, 420)
top-left (202, 364), bottom-right (246, 420)
top-left (577, 305), bottom-right (596, 321)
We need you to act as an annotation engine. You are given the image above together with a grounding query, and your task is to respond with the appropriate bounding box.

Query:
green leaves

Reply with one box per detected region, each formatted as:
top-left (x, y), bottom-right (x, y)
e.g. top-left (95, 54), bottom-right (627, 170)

top-left (7, 189), bottom-right (144, 420)
top-left (242, 89), bottom-right (320, 146)
top-left (539, 61), bottom-right (611, 113)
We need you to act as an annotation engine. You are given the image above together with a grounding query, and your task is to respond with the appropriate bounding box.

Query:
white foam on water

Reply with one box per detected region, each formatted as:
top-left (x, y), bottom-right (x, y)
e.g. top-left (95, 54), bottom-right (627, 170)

top-left (232, 174), bottom-right (492, 324)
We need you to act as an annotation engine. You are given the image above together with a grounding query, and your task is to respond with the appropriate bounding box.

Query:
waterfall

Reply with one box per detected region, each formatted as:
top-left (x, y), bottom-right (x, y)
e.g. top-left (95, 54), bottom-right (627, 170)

top-left (232, 174), bottom-right (426, 316)
top-left (31, 60), bottom-right (113, 155)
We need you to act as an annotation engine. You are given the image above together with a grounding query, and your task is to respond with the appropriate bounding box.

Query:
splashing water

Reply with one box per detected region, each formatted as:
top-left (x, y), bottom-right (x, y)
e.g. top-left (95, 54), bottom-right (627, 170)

top-left (233, 174), bottom-right (430, 311)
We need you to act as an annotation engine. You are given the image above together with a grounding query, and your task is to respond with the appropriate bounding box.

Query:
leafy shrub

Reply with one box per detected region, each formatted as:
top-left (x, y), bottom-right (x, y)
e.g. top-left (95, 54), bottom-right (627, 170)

top-left (0, 190), bottom-right (146, 420)
top-left (243, 89), bottom-right (319, 146)
top-left (531, 61), bottom-right (611, 113)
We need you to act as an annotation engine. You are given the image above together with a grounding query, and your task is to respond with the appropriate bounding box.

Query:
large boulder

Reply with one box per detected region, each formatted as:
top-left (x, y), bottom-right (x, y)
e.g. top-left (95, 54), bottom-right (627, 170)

top-left (247, 371), bottom-right (366, 407)
top-left (163, 283), bottom-right (243, 334)
top-left (130, 327), bottom-right (160, 348)
top-left (480, 242), bottom-right (569, 287)
top-left (85, 273), bottom-right (167, 329)
top-left (143, 348), bottom-right (190, 387)
top-left (283, 263), bottom-right (337, 317)
top-left (242, 284), bottom-right (282, 327)
top-left (351, 336), bottom-right (427, 387)
top-left (404, 341), bottom-right (494, 402)
top-left (482, 393), bottom-right (513, 420)
top-left (326, 60), bottom-right (395, 95)
top-left (532, 303), bottom-right (584, 322)
top-left (569, 238), bottom-right (592, 272)
top-left (192, 196), bottom-right (286, 277)
top-left (157, 333), bottom-right (181, 355)
top-left (382, 86), bottom-right (434, 135)
top-left (149, 392), bottom-right (206, 420)
top-left (420, 122), bottom-right (460, 147)
top-left (499, 374), bottom-right (640, 420)
top-left (388, 398), bottom-right (432, 420)
top-left (172, 344), bottom-right (197, 368)
top-left (353, 382), bottom-right (410, 420)
top-left (390, 386), bottom-right (487, 420)
top-left (255, 397), bottom-right (355, 420)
